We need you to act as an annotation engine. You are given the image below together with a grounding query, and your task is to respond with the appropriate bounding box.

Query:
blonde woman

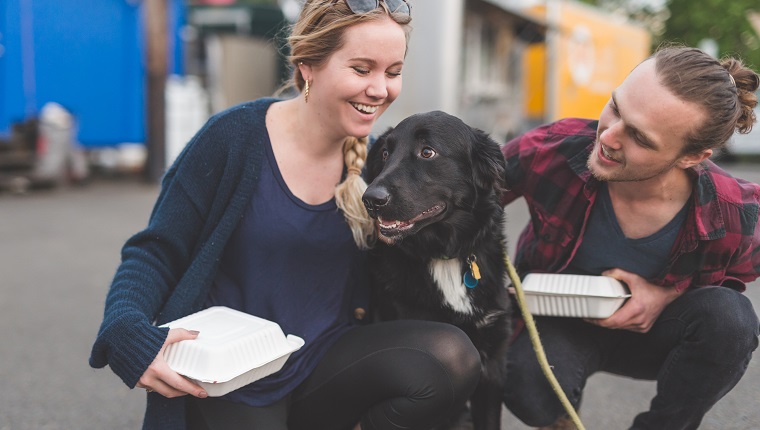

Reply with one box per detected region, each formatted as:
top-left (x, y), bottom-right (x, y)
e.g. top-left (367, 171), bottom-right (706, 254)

top-left (89, 1), bottom-right (480, 429)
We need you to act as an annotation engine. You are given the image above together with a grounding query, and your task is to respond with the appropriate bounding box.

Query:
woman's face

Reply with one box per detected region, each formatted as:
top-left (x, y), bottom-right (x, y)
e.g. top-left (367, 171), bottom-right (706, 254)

top-left (304, 16), bottom-right (407, 139)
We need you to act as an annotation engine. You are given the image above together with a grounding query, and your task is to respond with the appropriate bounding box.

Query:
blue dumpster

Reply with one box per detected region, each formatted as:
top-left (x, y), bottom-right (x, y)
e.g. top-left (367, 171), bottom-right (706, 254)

top-left (0, 0), bottom-right (186, 148)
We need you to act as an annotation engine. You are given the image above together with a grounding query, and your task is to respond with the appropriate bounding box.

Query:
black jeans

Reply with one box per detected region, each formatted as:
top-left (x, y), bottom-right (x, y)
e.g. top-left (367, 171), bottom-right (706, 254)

top-left (503, 286), bottom-right (759, 429)
top-left (187, 319), bottom-right (481, 430)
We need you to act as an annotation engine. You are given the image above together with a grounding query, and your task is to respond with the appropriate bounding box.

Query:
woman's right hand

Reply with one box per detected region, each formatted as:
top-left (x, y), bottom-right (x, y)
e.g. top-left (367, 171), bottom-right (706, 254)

top-left (135, 328), bottom-right (208, 398)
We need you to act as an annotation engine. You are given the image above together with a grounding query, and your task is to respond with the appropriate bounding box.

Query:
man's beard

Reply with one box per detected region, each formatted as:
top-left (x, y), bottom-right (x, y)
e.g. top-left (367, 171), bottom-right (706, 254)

top-left (587, 142), bottom-right (679, 183)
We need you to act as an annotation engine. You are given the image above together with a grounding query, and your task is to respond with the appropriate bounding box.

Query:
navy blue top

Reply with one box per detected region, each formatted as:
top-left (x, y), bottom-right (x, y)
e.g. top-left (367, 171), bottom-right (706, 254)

top-left (205, 125), bottom-right (368, 406)
top-left (89, 99), bottom-right (372, 429)
top-left (566, 183), bottom-right (689, 279)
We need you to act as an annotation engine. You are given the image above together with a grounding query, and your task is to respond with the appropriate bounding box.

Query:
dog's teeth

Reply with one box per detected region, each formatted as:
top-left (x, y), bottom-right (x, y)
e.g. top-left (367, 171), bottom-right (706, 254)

top-left (422, 206), bottom-right (439, 215)
top-left (378, 218), bottom-right (401, 228)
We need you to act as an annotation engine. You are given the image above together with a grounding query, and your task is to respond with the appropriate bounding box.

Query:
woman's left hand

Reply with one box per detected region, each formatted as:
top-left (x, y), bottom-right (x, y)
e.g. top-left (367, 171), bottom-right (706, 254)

top-left (135, 328), bottom-right (208, 398)
top-left (584, 268), bottom-right (682, 333)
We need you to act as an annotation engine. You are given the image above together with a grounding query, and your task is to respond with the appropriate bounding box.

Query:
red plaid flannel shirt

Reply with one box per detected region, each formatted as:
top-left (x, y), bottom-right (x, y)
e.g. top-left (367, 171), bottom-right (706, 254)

top-left (501, 118), bottom-right (760, 292)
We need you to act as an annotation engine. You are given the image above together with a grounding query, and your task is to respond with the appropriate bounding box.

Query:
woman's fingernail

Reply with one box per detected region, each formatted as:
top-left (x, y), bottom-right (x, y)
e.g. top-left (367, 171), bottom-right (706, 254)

top-left (189, 330), bottom-right (200, 336)
top-left (199, 391), bottom-right (208, 398)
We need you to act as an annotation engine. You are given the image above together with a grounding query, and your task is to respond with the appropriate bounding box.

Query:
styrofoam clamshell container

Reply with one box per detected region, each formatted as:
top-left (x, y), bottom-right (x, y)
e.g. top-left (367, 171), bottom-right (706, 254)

top-left (521, 274), bottom-right (631, 318)
top-left (160, 306), bottom-right (305, 397)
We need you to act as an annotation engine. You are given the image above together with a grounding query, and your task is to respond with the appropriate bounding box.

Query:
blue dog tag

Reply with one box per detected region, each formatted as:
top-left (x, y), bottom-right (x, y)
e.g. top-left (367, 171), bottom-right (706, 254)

top-left (463, 271), bottom-right (478, 288)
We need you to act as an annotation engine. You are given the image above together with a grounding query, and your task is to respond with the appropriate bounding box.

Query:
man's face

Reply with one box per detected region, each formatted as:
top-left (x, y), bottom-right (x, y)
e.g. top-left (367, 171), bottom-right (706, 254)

top-left (588, 59), bottom-right (708, 182)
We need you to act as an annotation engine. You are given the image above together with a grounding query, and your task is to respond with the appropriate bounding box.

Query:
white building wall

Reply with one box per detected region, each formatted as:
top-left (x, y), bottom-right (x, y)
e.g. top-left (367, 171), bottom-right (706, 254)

top-left (373, 0), bottom-right (465, 132)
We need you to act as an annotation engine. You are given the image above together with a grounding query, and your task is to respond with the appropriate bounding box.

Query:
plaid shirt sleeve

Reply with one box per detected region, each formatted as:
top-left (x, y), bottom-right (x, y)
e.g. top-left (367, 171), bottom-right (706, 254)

top-left (500, 119), bottom-right (599, 275)
top-left (502, 119), bottom-right (598, 201)
top-left (664, 162), bottom-right (760, 292)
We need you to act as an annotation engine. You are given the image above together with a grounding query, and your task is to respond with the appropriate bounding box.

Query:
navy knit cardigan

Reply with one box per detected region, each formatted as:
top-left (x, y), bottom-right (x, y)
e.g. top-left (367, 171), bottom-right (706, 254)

top-left (90, 99), bottom-right (275, 429)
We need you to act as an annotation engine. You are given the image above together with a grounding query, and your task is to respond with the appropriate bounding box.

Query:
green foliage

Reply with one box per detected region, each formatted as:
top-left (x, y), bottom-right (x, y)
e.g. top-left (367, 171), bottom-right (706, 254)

top-left (585, 0), bottom-right (760, 70)
top-left (661, 0), bottom-right (759, 70)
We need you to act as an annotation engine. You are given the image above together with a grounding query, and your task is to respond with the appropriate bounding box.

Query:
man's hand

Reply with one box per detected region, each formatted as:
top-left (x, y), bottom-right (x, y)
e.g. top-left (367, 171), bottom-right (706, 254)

top-left (585, 268), bottom-right (682, 333)
top-left (135, 328), bottom-right (209, 398)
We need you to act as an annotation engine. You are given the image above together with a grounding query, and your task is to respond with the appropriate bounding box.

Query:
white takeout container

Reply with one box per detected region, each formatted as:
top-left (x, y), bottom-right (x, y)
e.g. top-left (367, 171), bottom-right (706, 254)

top-left (521, 274), bottom-right (631, 318)
top-left (160, 306), bottom-right (305, 397)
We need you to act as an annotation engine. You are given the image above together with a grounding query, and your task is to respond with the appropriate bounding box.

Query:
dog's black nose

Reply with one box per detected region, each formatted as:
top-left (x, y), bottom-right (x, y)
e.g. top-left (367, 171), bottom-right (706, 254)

top-left (362, 186), bottom-right (390, 217)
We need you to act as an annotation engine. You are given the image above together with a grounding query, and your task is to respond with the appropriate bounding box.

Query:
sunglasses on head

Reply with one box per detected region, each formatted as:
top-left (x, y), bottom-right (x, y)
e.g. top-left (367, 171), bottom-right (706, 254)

top-left (332, 0), bottom-right (411, 16)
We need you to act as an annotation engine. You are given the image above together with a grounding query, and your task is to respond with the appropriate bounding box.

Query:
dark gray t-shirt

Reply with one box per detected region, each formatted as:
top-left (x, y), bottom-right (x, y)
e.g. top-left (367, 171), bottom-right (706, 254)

top-left (565, 183), bottom-right (689, 279)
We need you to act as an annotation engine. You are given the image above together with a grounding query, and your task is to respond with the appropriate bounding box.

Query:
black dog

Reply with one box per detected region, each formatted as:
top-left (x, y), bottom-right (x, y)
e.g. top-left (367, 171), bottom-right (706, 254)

top-left (362, 111), bottom-right (511, 430)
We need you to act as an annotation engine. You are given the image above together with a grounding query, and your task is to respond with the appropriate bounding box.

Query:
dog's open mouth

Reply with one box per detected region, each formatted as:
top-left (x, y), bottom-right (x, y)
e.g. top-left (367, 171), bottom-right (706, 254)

top-left (376, 203), bottom-right (446, 240)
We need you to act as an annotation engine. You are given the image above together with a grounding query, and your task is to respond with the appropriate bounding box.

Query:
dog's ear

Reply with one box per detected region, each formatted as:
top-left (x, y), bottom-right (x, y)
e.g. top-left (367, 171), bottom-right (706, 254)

top-left (470, 127), bottom-right (507, 193)
top-left (365, 127), bottom-right (393, 183)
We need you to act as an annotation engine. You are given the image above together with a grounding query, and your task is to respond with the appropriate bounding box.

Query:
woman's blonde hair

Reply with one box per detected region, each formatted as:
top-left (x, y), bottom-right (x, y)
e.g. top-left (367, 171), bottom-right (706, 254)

top-left (285, 0), bottom-right (412, 249)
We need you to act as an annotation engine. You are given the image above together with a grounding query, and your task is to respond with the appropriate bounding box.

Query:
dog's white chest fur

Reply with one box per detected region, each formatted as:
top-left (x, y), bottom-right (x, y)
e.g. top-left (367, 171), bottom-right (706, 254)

top-left (429, 258), bottom-right (473, 314)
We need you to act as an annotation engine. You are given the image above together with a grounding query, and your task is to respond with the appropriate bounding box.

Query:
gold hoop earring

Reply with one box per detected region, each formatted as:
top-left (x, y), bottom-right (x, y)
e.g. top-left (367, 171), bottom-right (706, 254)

top-left (303, 80), bottom-right (311, 103)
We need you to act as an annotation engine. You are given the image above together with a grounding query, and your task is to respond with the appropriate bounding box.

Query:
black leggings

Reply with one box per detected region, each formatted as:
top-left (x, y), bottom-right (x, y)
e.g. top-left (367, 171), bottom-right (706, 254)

top-left (187, 320), bottom-right (481, 430)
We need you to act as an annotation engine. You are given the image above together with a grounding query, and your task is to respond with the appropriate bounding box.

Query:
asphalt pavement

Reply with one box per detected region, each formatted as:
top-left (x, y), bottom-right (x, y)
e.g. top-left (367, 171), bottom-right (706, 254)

top-left (1, 163), bottom-right (759, 430)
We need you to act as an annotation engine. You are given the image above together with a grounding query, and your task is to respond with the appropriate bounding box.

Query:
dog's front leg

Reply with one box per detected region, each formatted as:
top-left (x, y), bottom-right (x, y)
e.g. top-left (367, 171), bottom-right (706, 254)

top-left (470, 378), bottom-right (504, 430)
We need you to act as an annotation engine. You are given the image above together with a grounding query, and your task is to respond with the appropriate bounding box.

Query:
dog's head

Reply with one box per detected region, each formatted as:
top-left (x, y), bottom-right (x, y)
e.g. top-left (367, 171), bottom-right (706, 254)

top-left (363, 111), bottom-right (506, 247)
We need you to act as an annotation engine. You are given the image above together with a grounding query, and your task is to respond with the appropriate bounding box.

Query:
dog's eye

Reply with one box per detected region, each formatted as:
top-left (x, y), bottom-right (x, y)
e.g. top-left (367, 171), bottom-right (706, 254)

top-left (381, 148), bottom-right (389, 161)
top-left (420, 147), bottom-right (436, 159)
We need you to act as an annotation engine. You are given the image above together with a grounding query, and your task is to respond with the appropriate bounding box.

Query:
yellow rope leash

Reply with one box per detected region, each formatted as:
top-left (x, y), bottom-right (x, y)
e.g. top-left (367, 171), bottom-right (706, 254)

top-left (504, 252), bottom-right (586, 430)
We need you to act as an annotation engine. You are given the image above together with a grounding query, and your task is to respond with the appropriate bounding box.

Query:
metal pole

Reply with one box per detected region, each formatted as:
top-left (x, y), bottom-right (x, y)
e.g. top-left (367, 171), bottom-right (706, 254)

top-left (545, 0), bottom-right (561, 122)
top-left (144, 0), bottom-right (168, 182)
